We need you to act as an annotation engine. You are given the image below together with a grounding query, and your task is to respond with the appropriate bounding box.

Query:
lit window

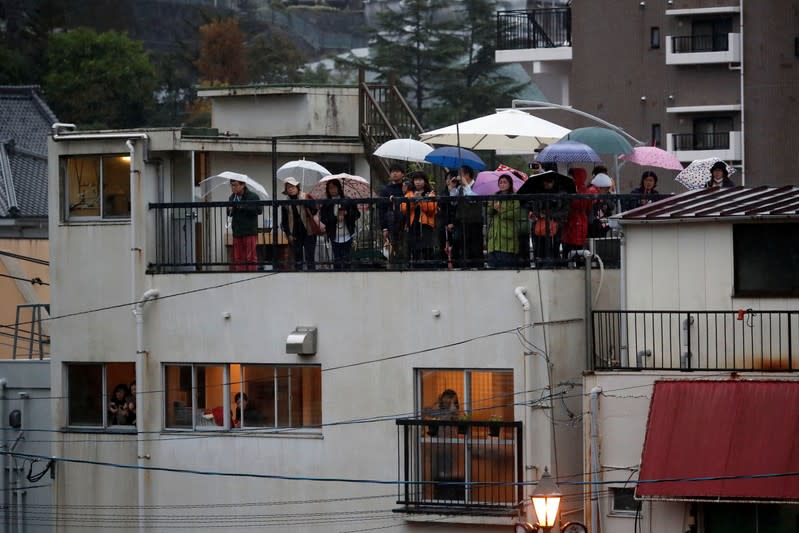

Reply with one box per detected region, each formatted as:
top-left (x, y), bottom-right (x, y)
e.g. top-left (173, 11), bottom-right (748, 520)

top-left (66, 362), bottom-right (136, 429)
top-left (62, 155), bottom-right (131, 220)
top-left (163, 364), bottom-right (322, 431)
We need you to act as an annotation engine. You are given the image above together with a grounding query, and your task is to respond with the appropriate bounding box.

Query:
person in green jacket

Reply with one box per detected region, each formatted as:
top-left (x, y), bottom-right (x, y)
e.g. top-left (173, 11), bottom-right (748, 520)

top-left (228, 179), bottom-right (263, 271)
top-left (487, 174), bottom-right (520, 268)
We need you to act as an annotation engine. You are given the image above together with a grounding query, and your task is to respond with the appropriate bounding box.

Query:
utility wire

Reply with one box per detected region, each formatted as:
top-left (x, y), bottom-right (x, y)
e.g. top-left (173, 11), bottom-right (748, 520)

top-left (0, 249), bottom-right (49, 265)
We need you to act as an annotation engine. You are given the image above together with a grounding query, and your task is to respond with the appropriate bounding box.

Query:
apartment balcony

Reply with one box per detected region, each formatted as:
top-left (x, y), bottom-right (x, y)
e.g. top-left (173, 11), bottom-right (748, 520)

top-left (666, 130), bottom-right (742, 162)
top-left (395, 418), bottom-right (523, 515)
top-left (592, 310), bottom-right (799, 371)
top-left (495, 8), bottom-right (572, 64)
top-left (147, 195), bottom-right (643, 273)
top-left (665, 33), bottom-right (741, 65)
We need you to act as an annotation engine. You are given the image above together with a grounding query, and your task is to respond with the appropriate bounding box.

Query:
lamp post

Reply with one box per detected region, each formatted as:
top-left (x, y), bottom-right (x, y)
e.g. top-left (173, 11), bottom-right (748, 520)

top-left (531, 467), bottom-right (562, 533)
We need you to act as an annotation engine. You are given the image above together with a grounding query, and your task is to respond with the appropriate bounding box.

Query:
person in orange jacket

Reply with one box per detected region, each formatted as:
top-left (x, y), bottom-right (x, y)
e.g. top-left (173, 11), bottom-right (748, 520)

top-left (401, 171), bottom-right (437, 267)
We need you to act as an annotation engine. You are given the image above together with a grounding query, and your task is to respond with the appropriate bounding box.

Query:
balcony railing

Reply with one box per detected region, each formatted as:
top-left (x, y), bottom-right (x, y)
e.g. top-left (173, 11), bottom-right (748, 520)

top-left (593, 310), bottom-right (799, 371)
top-left (496, 8), bottom-right (571, 50)
top-left (396, 419), bottom-right (523, 513)
top-left (671, 132), bottom-right (730, 151)
top-left (671, 33), bottom-right (729, 53)
top-left (148, 194), bottom-right (652, 273)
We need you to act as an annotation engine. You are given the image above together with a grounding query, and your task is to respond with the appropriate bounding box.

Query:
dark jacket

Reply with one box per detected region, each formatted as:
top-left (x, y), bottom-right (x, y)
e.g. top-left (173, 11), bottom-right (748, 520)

top-left (228, 188), bottom-right (262, 237)
top-left (705, 177), bottom-right (735, 189)
top-left (379, 181), bottom-right (405, 233)
top-left (320, 198), bottom-right (361, 240)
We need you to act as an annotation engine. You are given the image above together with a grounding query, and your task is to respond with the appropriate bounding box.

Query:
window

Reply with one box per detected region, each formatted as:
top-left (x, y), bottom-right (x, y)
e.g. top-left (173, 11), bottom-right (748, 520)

top-left (733, 223), bottom-right (799, 297)
top-left (650, 27), bottom-right (660, 49)
top-left (651, 124), bottom-right (662, 148)
top-left (419, 369), bottom-right (514, 421)
top-left (164, 363), bottom-right (322, 431)
top-left (693, 117), bottom-right (733, 150)
top-left (62, 155), bottom-right (131, 220)
top-left (66, 362), bottom-right (136, 429)
top-left (610, 487), bottom-right (638, 514)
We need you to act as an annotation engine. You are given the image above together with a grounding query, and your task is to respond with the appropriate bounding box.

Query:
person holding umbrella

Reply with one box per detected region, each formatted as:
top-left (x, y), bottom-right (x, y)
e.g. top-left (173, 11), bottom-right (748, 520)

top-left (379, 163), bottom-right (408, 268)
top-left (486, 174), bottom-right (521, 268)
top-left (449, 165), bottom-right (484, 269)
top-left (228, 179), bottom-right (263, 271)
top-left (280, 177), bottom-right (318, 271)
top-left (320, 178), bottom-right (360, 270)
top-left (400, 171), bottom-right (437, 267)
top-left (705, 161), bottom-right (735, 189)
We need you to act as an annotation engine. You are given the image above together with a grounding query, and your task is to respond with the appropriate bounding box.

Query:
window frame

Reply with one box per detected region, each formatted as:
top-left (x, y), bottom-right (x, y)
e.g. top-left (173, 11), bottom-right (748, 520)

top-left (733, 223), bottom-right (799, 297)
top-left (162, 363), bottom-right (322, 433)
top-left (609, 487), bottom-right (639, 516)
top-left (65, 362), bottom-right (136, 431)
top-left (650, 26), bottom-right (660, 49)
top-left (60, 153), bottom-right (132, 222)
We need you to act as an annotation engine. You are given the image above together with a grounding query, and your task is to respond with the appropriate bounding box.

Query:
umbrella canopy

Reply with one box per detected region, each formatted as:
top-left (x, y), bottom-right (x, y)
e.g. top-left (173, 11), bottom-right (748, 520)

top-left (517, 171), bottom-right (576, 194)
top-left (561, 127), bottom-right (634, 155)
top-left (373, 138), bottom-right (433, 162)
top-left (199, 171), bottom-right (269, 200)
top-left (536, 141), bottom-right (602, 164)
top-left (424, 146), bottom-right (486, 171)
top-left (472, 170), bottom-right (526, 195)
top-left (496, 163), bottom-right (528, 181)
top-left (276, 160), bottom-right (331, 187)
top-left (308, 173), bottom-right (373, 201)
top-left (675, 157), bottom-right (737, 190)
top-left (619, 146), bottom-right (684, 171)
top-left (419, 109), bottom-right (571, 152)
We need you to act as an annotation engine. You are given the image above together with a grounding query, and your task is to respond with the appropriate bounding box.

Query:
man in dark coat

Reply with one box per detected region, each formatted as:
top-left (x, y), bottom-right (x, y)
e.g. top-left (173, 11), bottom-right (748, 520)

top-left (379, 164), bottom-right (407, 268)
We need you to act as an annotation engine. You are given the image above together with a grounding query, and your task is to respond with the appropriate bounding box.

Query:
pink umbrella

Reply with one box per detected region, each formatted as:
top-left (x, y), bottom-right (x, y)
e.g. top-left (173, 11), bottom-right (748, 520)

top-left (472, 171), bottom-right (526, 195)
top-left (308, 173), bottom-right (373, 211)
top-left (619, 146), bottom-right (683, 171)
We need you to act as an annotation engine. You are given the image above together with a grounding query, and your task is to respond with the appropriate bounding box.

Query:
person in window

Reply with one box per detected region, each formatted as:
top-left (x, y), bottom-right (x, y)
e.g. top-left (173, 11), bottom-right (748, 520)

top-left (125, 380), bottom-right (137, 425)
top-left (320, 178), bottom-right (360, 270)
top-left (109, 383), bottom-right (131, 425)
top-left (486, 174), bottom-right (520, 268)
top-left (228, 179), bottom-right (263, 271)
top-left (280, 177), bottom-right (318, 271)
top-left (705, 161), bottom-right (735, 189)
top-left (379, 164), bottom-right (408, 268)
top-left (232, 392), bottom-right (263, 428)
top-left (425, 389), bottom-right (464, 501)
top-left (400, 171), bottom-right (437, 267)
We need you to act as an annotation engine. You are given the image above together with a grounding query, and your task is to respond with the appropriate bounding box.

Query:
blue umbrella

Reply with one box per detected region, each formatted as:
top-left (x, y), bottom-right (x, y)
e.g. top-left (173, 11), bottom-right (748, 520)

top-left (535, 140), bottom-right (602, 164)
top-left (424, 146), bottom-right (486, 171)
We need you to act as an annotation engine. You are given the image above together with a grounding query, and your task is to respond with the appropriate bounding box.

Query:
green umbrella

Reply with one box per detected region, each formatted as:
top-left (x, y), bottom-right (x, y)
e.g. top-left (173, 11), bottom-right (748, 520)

top-left (561, 127), bottom-right (634, 155)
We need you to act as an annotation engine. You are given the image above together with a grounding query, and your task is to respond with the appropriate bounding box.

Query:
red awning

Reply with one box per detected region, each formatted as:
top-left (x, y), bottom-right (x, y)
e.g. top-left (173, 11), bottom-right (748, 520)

top-left (636, 380), bottom-right (799, 502)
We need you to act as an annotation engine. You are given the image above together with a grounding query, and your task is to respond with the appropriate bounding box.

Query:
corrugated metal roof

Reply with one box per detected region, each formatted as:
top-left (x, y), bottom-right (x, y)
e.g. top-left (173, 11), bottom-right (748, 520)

top-left (619, 186), bottom-right (799, 223)
top-left (636, 380), bottom-right (799, 502)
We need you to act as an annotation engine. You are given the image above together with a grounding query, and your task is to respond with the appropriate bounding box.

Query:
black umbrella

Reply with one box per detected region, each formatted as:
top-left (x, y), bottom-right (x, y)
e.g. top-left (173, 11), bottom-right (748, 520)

top-left (516, 171), bottom-right (576, 195)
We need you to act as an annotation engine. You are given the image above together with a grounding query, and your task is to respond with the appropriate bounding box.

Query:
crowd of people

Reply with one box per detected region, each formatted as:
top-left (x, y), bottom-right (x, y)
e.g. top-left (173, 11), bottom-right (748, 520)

top-left (222, 161), bottom-right (732, 271)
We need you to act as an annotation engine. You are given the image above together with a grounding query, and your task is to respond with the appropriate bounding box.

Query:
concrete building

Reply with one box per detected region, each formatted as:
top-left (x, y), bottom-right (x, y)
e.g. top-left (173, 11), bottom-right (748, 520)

top-left (44, 85), bottom-right (613, 532)
top-left (583, 187), bottom-right (799, 532)
top-left (495, 0), bottom-right (799, 190)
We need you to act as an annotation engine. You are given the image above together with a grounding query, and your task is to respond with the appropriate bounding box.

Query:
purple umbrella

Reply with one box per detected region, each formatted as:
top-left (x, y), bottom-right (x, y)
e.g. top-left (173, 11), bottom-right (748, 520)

top-left (472, 171), bottom-right (526, 195)
top-left (536, 140), bottom-right (602, 164)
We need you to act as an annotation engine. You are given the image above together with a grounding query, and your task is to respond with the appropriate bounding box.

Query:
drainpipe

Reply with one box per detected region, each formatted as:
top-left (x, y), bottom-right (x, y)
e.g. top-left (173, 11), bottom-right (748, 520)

top-left (619, 228), bottom-right (628, 367)
top-left (0, 378), bottom-right (6, 533)
top-left (514, 287), bottom-right (533, 488)
top-left (738, 0), bottom-right (745, 183)
top-left (590, 386), bottom-right (602, 533)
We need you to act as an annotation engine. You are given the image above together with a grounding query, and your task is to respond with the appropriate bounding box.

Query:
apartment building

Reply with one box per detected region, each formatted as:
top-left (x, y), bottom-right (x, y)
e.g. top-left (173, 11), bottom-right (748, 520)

top-left (496, 0), bottom-right (799, 190)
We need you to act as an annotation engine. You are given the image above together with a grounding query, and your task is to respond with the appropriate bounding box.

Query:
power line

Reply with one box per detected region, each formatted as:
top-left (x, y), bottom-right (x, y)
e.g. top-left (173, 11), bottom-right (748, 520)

top-left (0, 271), bottom-right (48, 285)
top-left (0, 249), bottom-right (49, 266)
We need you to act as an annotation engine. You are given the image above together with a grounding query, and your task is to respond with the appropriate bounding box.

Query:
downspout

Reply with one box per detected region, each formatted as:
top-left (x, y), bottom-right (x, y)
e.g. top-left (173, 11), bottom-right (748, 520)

top-left (590, 386), bottom-right (602, 533)
top-left (514, 287), bottom-right (533, 489)
top-left (0, 378), bottom-right (6, 533)
top-left (738, 0), bottom-right (745, 183)
top-left (619, 227), bottom-right (628, 366)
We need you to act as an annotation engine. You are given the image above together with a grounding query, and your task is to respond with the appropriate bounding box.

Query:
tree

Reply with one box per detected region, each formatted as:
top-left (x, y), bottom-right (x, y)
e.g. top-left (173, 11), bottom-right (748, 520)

top-left (427, 0), bottom-right (527, 127)
top-left (361, 0), bottom-right (461, 126)
top-left (43, 28), bottom-right (158, 129)
top-left (248, 32), bottom-right (307, 84)
top-left (196, 18), bottom-right (248, 85)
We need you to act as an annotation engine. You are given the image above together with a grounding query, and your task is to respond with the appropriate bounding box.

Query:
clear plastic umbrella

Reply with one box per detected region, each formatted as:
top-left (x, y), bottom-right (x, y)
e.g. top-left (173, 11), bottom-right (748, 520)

top-left (277, 160), bottom-right (331, 187)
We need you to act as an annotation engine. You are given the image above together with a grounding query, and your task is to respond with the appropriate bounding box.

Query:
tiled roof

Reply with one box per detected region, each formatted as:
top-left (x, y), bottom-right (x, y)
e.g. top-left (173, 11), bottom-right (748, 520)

top-left (0, 86), bottom-right (57, 218)
top-left (618, 186), bottom-right (799, 223)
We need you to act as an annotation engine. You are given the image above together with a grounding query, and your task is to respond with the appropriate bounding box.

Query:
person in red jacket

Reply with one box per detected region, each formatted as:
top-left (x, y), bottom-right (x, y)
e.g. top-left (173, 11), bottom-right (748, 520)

top-left (561, 168), bottom-right (592, 258)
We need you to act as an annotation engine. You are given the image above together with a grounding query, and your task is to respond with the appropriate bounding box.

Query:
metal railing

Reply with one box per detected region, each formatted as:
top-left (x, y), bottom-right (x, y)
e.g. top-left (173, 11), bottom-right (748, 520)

top-left (672, 132), bottom-right (730, 151)
top-left (148, 194), bottom-right (645, 273)
top-left (671, 33), bottom-right (729, 53)
top-left (396, 419), bottom-right (523, 512)
top-left (593, 310), bottom-right (799, 371)
top-left (496, 8), bottom-right (571, 50)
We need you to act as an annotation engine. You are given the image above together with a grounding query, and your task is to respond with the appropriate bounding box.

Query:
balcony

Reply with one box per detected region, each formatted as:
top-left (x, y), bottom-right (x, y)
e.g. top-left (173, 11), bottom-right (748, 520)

top-left (666, 32), bottom-right (741, 65)
top-left (666, 130), bottom-right (742, 162)
top-left (495, 8), bottom-right (572, 64)
top-left (592, 310), bottom-right (799, 371)
top-left (147, 194), bottom-right (645, 273)
top-left (395, 419), bottom-right (523, 514)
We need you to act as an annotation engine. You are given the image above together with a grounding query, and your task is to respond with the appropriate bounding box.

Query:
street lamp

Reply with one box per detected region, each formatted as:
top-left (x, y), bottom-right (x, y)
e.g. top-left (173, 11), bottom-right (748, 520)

top-left (531, 467), bottom-right (561, 533)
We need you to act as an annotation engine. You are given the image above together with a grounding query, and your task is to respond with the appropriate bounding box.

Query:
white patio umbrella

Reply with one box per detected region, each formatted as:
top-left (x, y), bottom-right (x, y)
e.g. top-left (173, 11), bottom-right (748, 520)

top-left (419, 109), bottom-right (571, 153)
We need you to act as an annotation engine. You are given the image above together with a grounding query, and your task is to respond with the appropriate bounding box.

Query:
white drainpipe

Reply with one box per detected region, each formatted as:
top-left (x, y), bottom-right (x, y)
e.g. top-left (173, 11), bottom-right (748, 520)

top-left (514, 287), bottom-right (532, 486)
top-left (590, 386), bottom-right (603, 533)
top-left (0, 377), bottom-right (6, 533)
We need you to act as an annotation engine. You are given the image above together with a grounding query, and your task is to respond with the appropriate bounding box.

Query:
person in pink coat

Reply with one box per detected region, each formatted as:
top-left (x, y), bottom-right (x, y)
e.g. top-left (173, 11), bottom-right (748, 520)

top-left (561, 168), bottom-right (592, 257)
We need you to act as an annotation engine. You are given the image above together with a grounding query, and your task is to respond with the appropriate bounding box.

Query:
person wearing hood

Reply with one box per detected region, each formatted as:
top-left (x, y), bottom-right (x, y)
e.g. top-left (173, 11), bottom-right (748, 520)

top-left (587, 173), bottom-right (614, 238)
top-left (280, 177), bottom-right (318, 270)
top-left (705, 161), bottom-right (735, 189)
top-left (562, 168), bottom-right (593, 257)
